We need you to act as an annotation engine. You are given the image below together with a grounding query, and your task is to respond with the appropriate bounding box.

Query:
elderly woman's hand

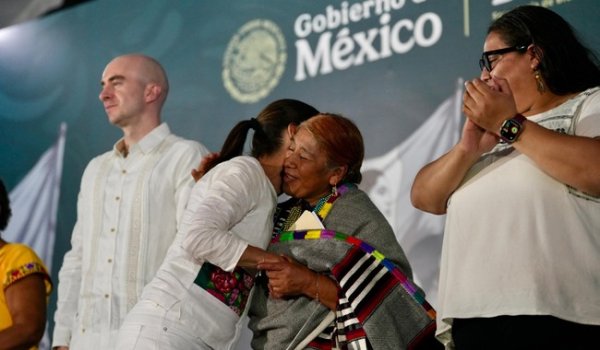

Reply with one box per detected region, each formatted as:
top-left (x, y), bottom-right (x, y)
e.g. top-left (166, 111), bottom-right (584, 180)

top-left (259, 255), bottom-right (339, 310)
top-left (258, 255), bottom-right (314, 299)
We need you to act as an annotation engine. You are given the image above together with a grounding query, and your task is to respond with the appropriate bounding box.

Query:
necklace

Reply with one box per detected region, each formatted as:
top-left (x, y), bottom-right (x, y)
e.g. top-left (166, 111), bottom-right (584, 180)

top-left (312, 193), bottom-right (332, 216)
top-left (314, 183), bottom-right (351, 221)
top-left (274, 183), bottom-right (354, 235)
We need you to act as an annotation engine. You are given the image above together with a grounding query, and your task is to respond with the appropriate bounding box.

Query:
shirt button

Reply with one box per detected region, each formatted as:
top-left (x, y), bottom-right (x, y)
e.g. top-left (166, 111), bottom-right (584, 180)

top-left (104, 294), bottom-right (109, 298)
top-left (110, 228), bottom-right (116, 233)
top-left (115, 196), bottom-right (120, 201)
top-left (122, 169), bottom-right (127, 174)
top-left (108, 258), bottom-right (112, 263)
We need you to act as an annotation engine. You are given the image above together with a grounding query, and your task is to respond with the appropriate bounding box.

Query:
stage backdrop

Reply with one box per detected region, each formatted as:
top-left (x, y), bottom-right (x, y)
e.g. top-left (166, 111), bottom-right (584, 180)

top-left (1, 0), bottom-right (598, 348)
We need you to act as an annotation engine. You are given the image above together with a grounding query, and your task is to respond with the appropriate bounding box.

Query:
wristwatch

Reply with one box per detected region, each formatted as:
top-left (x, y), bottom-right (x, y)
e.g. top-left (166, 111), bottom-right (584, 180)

top-left (499, 114), bottom-right (527, 143)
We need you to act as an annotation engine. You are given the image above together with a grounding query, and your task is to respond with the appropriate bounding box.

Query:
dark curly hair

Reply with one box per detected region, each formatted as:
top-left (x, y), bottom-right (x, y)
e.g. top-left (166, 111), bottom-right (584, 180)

top-left (0, 179), bottom-right (12, 231)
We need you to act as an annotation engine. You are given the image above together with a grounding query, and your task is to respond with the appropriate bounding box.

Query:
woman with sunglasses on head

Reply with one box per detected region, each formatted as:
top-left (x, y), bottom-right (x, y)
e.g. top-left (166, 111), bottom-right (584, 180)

top-left (411, 5), bottom-right (600, 349)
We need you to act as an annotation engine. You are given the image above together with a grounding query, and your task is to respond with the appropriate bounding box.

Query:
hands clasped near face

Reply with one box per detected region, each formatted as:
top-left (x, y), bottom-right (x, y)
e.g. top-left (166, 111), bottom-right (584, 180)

top-left (461, 78), bottom-right (519, 154)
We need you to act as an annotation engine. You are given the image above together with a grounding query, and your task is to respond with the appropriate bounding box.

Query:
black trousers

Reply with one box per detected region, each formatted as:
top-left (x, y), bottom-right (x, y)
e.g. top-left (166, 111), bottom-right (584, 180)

top-left (452, 315), bottom-right (600, 350)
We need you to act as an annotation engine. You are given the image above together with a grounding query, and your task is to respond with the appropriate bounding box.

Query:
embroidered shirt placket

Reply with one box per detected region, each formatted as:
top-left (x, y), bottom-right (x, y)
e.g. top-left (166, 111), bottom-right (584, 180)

top-left (126, 135), bottom-right (176, 312)
top-left (79, 155), bottom-right (111, 336)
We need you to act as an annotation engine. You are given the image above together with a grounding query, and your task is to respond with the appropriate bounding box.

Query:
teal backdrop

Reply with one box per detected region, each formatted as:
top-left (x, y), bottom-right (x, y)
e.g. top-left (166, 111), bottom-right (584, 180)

top-left (0, 0), bottom-right (598, 347)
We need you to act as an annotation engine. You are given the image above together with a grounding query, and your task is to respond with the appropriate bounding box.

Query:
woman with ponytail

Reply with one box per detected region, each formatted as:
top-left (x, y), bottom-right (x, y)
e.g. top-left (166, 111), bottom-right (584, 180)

top-left (115, 99), bottom-right (319, 350)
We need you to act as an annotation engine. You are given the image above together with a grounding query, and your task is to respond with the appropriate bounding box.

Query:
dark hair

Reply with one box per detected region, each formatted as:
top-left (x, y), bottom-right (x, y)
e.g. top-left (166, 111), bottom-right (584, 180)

top-left (205, 99), bottom-right (319, 172)
top-left (0, 179), bottom-right (12, 231)
top-left (299, 113), bottom-right (364, 184)
top-left (489, 5), bottom-right (600, 95)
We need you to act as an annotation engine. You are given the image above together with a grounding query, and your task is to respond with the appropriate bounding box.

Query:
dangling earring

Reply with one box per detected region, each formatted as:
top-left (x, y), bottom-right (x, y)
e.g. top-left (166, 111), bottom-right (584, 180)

top-left (534, 69), bottom-right (546, 93)
top-left (331, 183), bottom-right (338, 197)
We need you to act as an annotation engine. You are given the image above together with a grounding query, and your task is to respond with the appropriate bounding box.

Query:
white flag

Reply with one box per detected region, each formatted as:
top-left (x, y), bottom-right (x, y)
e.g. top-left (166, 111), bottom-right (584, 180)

top-left (3, 123), bottom-right (66, 350)
top-left (360, 79), bottom-right (463, 306)
top-left (4, 122), bottom-right (66, 270)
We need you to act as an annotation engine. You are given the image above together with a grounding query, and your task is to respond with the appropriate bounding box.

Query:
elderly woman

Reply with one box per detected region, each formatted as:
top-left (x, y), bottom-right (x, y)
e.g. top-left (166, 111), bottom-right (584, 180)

top-left (249, 113), bottom-right (437, 349)
top-left (411, 5), bottom-right (600, 349)
top-left (0, 179), bottom-right (52, 349)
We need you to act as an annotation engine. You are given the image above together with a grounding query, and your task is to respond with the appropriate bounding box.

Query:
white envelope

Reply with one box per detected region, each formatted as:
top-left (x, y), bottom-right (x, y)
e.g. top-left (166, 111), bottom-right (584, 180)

top-left (289, 210), bottom-right (325, 230)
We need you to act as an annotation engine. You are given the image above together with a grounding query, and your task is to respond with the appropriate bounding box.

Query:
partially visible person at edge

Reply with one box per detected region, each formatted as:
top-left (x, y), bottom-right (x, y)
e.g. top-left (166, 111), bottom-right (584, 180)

top-left (0, 178), bottom-right (53, 350)
top-left (115, 99), bottom-right (319, 349)
top-left (52, 54), bottom-right (209, 349)
top-left (249, 113), bottom-right (439, 349)
top-left (411, 5), bottom-right (600, 349)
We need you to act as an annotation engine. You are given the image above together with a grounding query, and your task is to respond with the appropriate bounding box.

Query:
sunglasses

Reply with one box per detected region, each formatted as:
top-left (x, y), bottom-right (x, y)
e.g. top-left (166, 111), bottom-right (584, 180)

top-left (479, 44), bottom-right (528, 72)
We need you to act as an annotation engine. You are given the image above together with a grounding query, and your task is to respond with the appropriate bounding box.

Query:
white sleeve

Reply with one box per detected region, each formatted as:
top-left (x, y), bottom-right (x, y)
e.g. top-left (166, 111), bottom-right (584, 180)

top-left (576, 88), bottom-right (600, 137)
top-left (51, 160), bottom-right (94, 347)
top-left (51, 219), bottom-right (81, 347)
top-left (172, 141), bottom-right (210, 231)
top-left (182, 161), bottom-right (260, 272)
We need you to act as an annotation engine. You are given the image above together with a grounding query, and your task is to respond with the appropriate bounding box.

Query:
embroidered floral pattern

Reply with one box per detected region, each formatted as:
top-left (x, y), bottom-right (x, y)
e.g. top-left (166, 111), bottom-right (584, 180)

top-left (194, 262), bottom-right (254, 316)
top-left (4, 261), bottom-right (47, 288)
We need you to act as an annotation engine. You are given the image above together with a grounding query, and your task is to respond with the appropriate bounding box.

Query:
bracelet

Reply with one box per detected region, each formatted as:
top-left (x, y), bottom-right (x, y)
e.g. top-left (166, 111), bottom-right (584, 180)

top-left (315, 273), bottom-right (320, 303)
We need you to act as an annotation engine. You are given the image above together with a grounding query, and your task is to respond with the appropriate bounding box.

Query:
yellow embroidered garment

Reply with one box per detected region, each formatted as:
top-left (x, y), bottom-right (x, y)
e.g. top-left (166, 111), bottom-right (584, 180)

top-left (0, 243), bottom-right (52, 349)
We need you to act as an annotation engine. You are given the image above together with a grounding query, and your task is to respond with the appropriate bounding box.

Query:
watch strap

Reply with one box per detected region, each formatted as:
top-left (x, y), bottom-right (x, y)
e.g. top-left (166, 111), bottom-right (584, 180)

top-left (512, 114), bottom-right (526, 125)
top-left (500, 113), bottom-right (527, 143)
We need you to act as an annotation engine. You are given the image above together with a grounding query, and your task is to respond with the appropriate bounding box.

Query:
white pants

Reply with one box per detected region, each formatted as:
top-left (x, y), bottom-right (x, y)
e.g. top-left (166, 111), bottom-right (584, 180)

top-left (115, 300), bottom-right (211, 350)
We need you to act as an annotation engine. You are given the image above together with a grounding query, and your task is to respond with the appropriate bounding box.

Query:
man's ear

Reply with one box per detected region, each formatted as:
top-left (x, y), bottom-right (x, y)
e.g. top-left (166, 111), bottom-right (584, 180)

top-left (145, 83), bottom-right (162, 103)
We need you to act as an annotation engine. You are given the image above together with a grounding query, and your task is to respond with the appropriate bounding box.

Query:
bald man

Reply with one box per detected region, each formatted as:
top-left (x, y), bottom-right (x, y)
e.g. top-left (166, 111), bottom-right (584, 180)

top-left (52, 54), bottom-right (209, 349)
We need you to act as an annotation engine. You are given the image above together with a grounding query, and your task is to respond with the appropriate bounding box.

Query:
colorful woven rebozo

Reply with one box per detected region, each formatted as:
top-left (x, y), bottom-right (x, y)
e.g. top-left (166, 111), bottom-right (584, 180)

top-left (272, 229), bottom-right (438, 349)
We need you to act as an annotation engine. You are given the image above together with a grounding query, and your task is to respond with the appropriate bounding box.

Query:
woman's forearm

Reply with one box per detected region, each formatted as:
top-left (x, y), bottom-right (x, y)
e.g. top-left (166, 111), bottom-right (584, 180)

top-left (306, 272), bottom-right (338, 311)
top-left (236, 245), bottom-right (282, 269)
top-left (411, 145), bottom-right (480, 214)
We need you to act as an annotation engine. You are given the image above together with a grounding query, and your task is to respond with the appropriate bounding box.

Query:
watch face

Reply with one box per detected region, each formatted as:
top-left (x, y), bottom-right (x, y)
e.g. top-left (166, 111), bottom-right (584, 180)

top-left (500, 119), bottom-right (521, 143)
